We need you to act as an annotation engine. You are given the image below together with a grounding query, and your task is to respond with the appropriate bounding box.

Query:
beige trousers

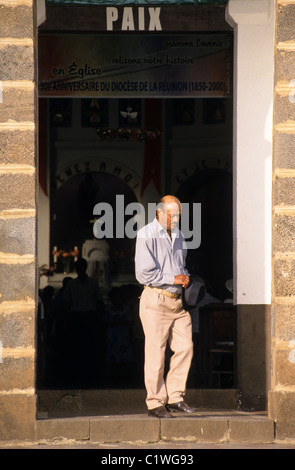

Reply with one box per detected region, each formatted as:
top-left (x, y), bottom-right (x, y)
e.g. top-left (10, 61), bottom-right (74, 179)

top-left (139, 288), bottom-right (193, 410)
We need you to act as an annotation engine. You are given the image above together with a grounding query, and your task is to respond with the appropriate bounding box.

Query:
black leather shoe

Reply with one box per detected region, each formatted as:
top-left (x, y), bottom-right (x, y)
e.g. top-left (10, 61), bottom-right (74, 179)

top-left (167, 401), bottom-right (198, 413)
top-left (148, 405), bottom-right (173, 418)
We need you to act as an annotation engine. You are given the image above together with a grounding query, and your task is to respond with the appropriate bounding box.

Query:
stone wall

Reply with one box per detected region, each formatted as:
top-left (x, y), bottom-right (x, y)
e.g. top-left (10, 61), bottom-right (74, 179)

top-left (1, 0), bottom-right (295, 442)
top-left (0, 0), bottom-right (37, 440)
top-left (269, 0), bottom-right (295, 438)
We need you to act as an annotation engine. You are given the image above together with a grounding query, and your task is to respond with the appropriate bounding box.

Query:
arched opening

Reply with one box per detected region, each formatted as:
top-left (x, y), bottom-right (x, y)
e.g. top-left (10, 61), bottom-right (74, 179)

top-left (37, 171), bottom-right (144, 389)
top-left (50, 171), bottom-right (138, 280)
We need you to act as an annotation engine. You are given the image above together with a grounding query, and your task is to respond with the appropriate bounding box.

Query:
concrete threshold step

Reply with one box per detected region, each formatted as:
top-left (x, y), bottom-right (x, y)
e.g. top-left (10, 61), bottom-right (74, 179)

top-left (37, 388), bottom-right (240, 416)
top-left (36, 389), bottom-right (274, 444)
top-left (36, 411), bottom-right (275, 445)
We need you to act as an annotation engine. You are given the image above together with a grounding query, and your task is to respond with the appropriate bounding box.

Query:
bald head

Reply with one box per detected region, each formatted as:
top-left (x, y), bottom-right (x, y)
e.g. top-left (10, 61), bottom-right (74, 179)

top-left (160, 195), bottom-right (181, 209)
top-left (157, 195), bottom-right (181, 235)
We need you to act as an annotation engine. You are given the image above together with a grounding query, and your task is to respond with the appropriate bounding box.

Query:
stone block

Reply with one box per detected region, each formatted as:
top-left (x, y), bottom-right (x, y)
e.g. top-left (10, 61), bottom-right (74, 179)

top-left (273, 132), bottom-right (295, 169)
top-left (0, 45), bottom-right (34, 81)
top-left (0, 86), bottom-right (35, 123)
top-left (36, 418), bottom-right (89, 442)
top-left (0, 356), bottom-right (35, 390)
top-left (90, 416), bottom-right (159, 443)
top-left (0, 216), bottom-right (36, 255)
top-left (0, 130), bottom-right (35, 166)
top-left (0, 5), bottom-right (34, 39)
top-left (229, 416), bottom-right (274, 443)
top-left (273, 214), bottom-right (295, 252)
top-left (0, 174), bottom-right (36, 211)
top-left (0, 263), bottom-right (36, 302)
top-left (274, 93), bottom-right (295, 126)
top-left (275, 51), bottom-right (295, 83)
top-left (274, 179), bottom-right (295, 206)
top-left (0, 394), bottom-right (36, 440)
top-left (0, 310), bottom-right (35, 349)
top-left (272, 304), bottom-right (295, 341)
top-left (276, 4), bottom-right (295, 43)
top-left (161, 417), bottom-right (228, 442)
top-left (273, 348), bottom-right (295, 387)
top-left (269, 390), bottom-right (295, 439)
top-left (274, 259), bottom-right (295, 297)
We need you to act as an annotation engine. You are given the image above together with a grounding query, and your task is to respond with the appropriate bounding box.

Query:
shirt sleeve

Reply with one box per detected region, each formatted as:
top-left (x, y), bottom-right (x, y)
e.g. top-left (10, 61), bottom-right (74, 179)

top-left (181, 237), bottom-right (189, 276)
top-left (135, 235), bottom-right (175, 287)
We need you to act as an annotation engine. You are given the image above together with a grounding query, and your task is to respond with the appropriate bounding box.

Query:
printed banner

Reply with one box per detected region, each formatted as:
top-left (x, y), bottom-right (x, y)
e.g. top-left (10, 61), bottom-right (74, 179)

top-left (46, 1), bottom-right (229, 4)
top-left (38, 34), bottom-right (232, 98)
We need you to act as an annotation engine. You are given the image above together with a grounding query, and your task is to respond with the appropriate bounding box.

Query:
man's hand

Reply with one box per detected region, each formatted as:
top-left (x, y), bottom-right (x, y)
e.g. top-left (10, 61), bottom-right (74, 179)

top-left (174, 274), bottom-right (190, 288)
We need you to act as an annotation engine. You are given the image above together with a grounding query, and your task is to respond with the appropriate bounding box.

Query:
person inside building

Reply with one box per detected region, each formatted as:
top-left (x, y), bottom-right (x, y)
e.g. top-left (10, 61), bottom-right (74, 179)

top-left (50, 276), bottom-right (73, 384)
top-left (62, 257), bottom-right (104, 386)
top-left (103, 286), bottom-right (134, 385)
top-left (135, 195), bottom-right (197, 418)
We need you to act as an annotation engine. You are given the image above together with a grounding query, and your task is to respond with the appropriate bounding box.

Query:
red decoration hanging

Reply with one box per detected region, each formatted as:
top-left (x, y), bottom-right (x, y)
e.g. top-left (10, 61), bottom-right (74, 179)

top-left (140, 99), bottom-right (162, 196)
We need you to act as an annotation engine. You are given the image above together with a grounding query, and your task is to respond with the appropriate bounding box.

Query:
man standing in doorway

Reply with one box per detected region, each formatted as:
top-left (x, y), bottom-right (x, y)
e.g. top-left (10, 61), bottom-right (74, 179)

top-left (135, 195), bottom-right (197, 418)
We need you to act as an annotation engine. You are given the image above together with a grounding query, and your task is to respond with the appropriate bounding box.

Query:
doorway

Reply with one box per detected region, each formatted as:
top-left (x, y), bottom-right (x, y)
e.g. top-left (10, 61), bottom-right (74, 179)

top-left (37, 13), bottom-right (234, 393)
top-left (37, 95), bottom-right (233, 391)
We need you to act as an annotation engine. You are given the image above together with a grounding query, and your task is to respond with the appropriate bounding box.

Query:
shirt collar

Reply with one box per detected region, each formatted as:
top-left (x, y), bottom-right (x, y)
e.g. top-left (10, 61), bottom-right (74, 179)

top-left (154, 217), bottom-right (165, 235)
top-left (153, 217), bottom-right (180, 238)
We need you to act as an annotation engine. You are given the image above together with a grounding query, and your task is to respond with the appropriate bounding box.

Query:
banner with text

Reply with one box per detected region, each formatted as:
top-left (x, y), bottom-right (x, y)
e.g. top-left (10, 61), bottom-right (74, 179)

top-left (38, 34), bottom-right (232, 98)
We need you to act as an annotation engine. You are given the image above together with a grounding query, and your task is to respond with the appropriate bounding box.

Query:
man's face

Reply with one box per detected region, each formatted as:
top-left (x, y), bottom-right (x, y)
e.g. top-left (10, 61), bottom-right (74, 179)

top-left (158, 201), bottom-right (181, 233)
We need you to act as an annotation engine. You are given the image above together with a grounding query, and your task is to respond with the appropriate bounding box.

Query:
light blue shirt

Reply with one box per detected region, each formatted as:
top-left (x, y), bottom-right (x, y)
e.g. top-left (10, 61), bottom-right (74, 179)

top-left (135, 218), bottom-right (189, 294)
